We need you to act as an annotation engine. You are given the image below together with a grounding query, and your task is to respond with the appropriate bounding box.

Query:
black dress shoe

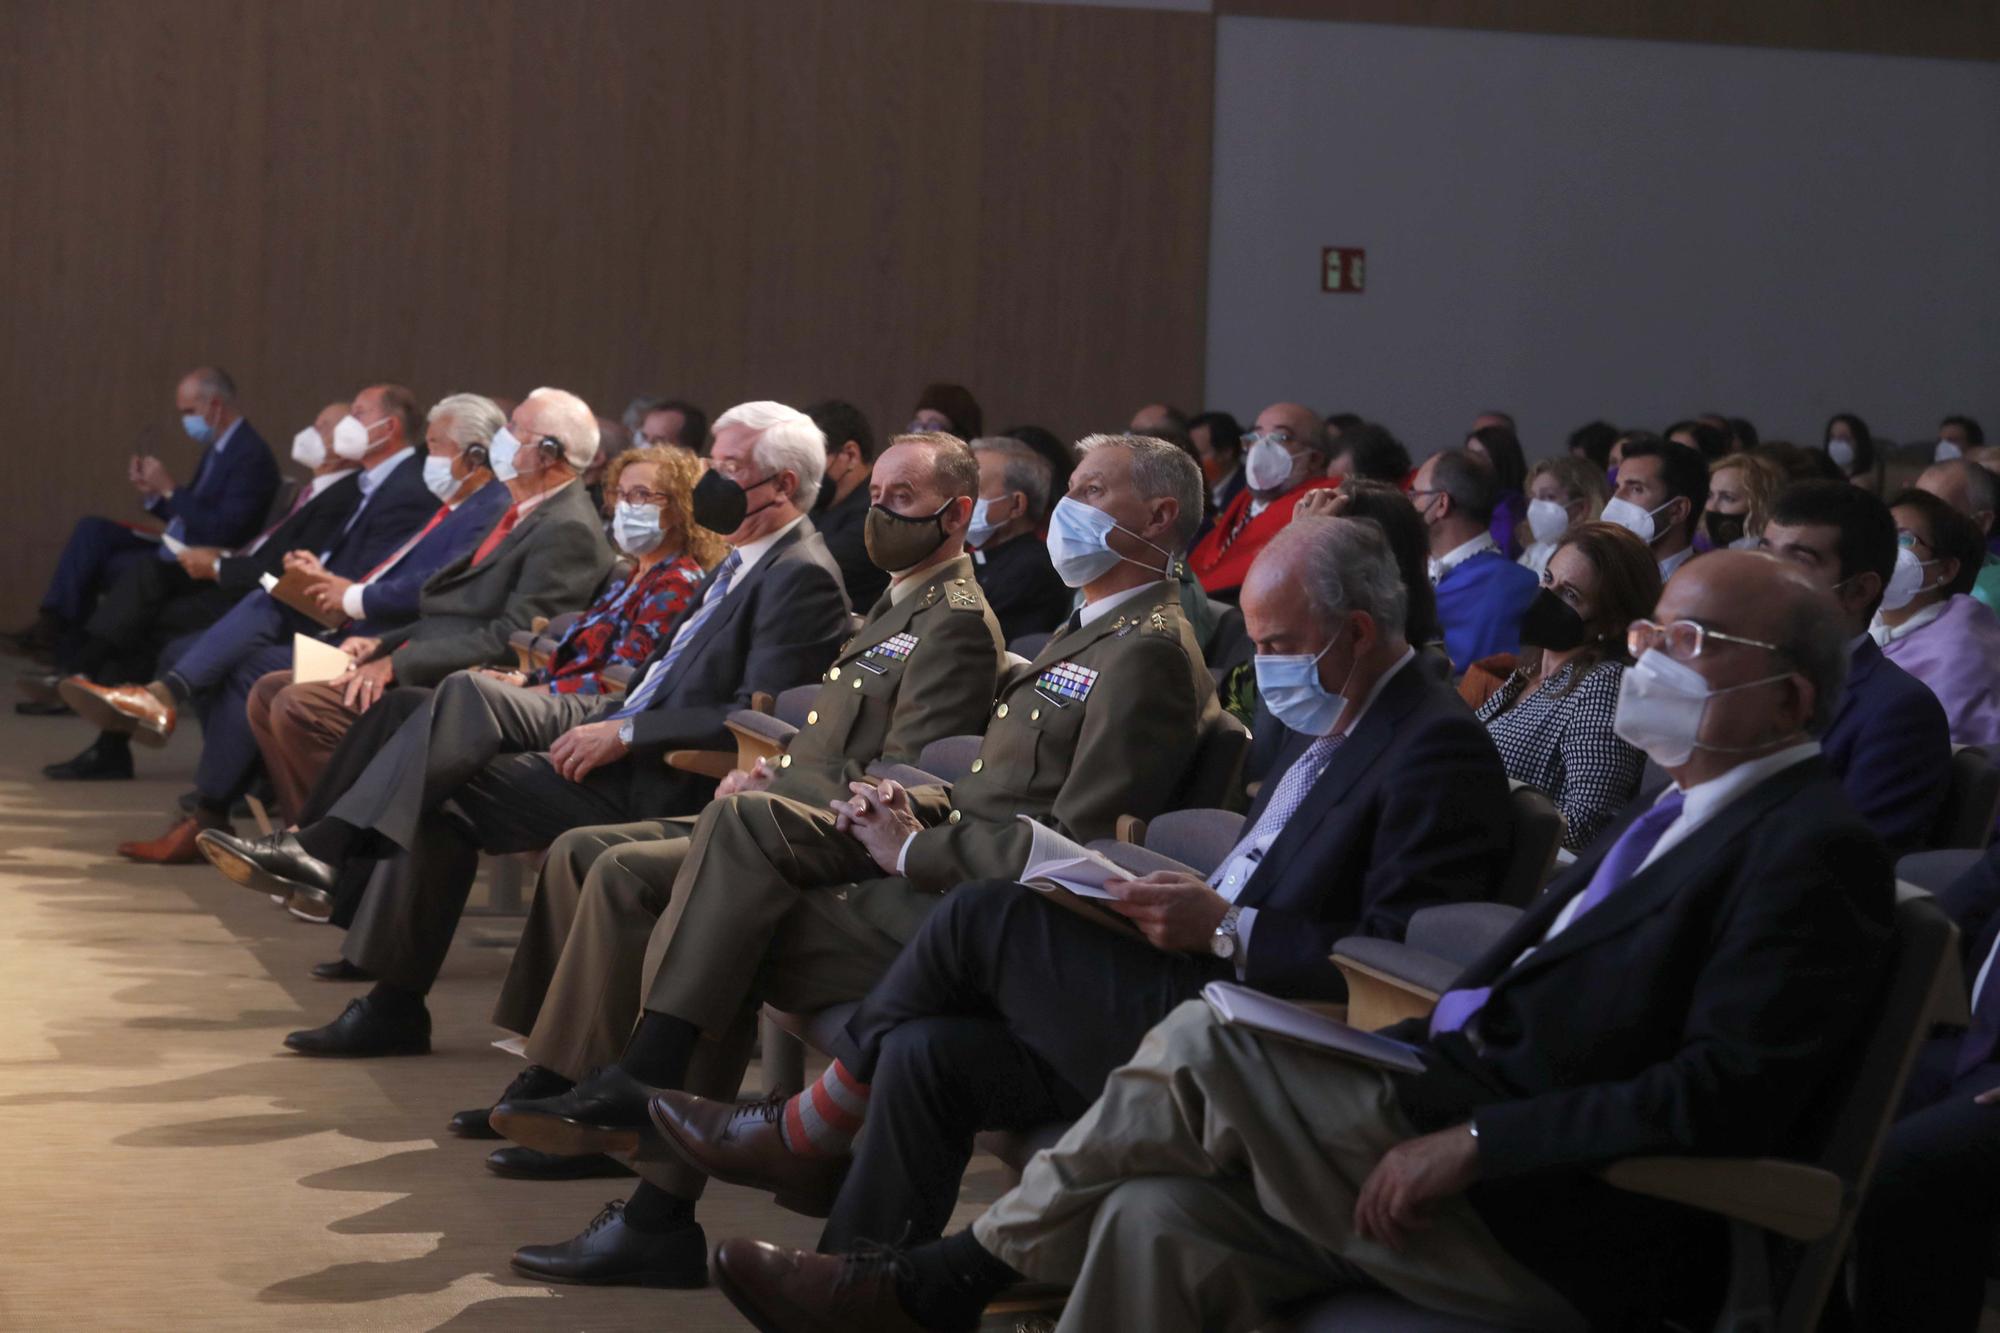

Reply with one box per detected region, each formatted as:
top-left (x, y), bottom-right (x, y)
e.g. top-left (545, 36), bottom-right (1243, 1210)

top-left (310, 959), bottom-right (375, 982)
top-left (15, 699), bottom-right (73, 717)
top-left (489, 1065), bottom-right (659, 1157)
top-left (449, 1064), bottom-right (572, 1139)
top-left (510, 1202), bottom-right (706, 1288)
top-left (486, 1146), bottom-right (636, 1180)
top-left (42, 739), bottom-right (133, 780)
top-left (196, 828), bottom-right (337, 898)
top-left (283, 996), bottom-right (430, 1057)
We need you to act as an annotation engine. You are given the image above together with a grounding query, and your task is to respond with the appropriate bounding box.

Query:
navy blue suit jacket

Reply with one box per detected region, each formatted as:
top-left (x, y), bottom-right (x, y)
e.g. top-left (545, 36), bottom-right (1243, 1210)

top-left (146, 420), bottom-right (280, 550)
top-left (318, 452), bottom-right (439, 580)
top-left (1822, 637), bottom-right (1952, 856)
top-left (347, 479), bottom-right (509, 634)
top-left (1233, 659), bottom-right (1515, 1000)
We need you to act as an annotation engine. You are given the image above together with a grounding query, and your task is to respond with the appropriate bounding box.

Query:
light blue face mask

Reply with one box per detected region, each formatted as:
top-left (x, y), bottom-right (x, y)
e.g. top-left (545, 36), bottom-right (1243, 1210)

top-left (422, 454), bottom-right (458, 502)
top-left (612, 501), bottom-right (665, 556)
top-left (1253, 630), bottom-right (1357, 736)
top-left (1045, 495), bottom-right (1170, 588)
top-left (181, 412), bottom-right (215, 444)
top-left (488, 427), bottom-right (522, 482)
top-left (967, 496), bottom-right (1006, 548)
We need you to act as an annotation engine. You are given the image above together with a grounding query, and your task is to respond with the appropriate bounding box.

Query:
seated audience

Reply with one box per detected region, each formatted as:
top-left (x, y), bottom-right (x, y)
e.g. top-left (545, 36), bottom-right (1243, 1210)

top-left (999, 424), bottom-right (1076, 500)
top-left (1126, 404), bottom-right (1187, 435)
top-left (653, 516), bottom-right (1516, 1253)
top-left (1665, 417), bottom-right (1729, 461)
top-left (1517, 455), bottom-right (1607, 576)
top-left (805, 399), bottom-right (888, 609)
top-left (1565, 419), bottom-right (1618, 471)
top-left (1469, 408), bottom-right (1514, 433)
top-left (1188, 402), bottom-right (1340, 598)
top-left (1824, 410), bottom-right (1877, 483)
top-left (1604, 437), bottom-right (1707, 581)
top-left (1934, 412), bottom-right (1983, 464)
top-left (1476, 521), bottom-right (1657, 850)
top-left (1326, 420), bottom-right (1412, 486)
top-left (1187, 409), bottom-right (1245, 511)
top-left (17, 366), bottom-right (278, 663)
top-left (1701, 451), bottom-right (1782, 551)
top-left (966, 436), bottom-right (1071, 642)
top-left (1761, 481), bottom-right (1952, 855)
top-left (1412, 447), bottom-right (1538, 670)
top-left (1465, 423), bottom-right (1529, 558)
top-left (716, 550), bottom-right (1893, 1333)
top-left (1915, 457), bottom-right (2000, 610)
top-left (636, 399), bottom-right (706, 453)
top-left (1873, 489), bottom-right (2000, 749)
top-left (909, 382), bottom-right (982, 440)
top-left (484, 434), bottom-right (1219, 1287)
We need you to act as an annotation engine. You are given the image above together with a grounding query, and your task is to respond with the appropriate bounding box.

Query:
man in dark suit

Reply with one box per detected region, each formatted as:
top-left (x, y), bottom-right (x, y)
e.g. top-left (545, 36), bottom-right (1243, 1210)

top-left (807, 399), bottom-right (888, 610)
top-left (1761, 480), bottom-right (1952, 854)
top-left (199, 400), bottom-right (849, 1058)
top-left (652, 515), bottom-right (1514, 1251)
top-left (709, 551), bottom-right (1897, 1333)
top-left (967, 436), bottom-right (1071, 643)
top-left (19, 367), bottom-right (280, 659)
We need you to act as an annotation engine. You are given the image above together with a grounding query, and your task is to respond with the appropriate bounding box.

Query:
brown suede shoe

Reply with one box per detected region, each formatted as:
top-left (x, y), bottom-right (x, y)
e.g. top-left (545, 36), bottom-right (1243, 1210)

top-left (59, 677), bottom-right (176, 748)
top-left (648, 1090), bottom-right (847, 1218)
top-left (713, 1238), bottom-right (931, 1333)
top-left (118, 813), bottom-right (224, 865)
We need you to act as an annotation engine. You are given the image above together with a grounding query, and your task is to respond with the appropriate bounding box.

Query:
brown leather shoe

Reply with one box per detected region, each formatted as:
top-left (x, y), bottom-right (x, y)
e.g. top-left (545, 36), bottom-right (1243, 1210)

top-left (648, 1090), bottom-right (847, 1218)
top-left (118, 813), bottom-right (224, 865)
top-left (713, 1238), bottom-right (930, 1333)
top-left (59, 677), bottom-right (176, 748)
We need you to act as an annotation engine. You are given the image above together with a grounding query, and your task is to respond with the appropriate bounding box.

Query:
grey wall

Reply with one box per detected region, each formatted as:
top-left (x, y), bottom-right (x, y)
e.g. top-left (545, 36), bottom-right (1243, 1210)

top-left (1206, 17), bottom-right (2000, 457)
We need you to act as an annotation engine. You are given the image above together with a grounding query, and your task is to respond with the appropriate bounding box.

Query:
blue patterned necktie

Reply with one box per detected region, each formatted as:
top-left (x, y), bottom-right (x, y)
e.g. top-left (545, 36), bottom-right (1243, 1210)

top-left (1206, 734), bottom-right (1343, 889)
top-left (609, 550), bottom-right (740, 720)
top-left (1430, 788), bottom-right (1687, 1037)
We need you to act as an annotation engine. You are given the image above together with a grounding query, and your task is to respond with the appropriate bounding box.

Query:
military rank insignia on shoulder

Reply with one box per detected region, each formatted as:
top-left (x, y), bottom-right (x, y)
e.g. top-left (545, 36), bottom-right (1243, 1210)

top-left (1034, 660), bottom-right (1099, 708)
top-left (946, 577), bottom-right (981, 610)
top-left (867, 631), bottom-right (920, 663)
top-left (1147, 604), bottom-right (1172, 633)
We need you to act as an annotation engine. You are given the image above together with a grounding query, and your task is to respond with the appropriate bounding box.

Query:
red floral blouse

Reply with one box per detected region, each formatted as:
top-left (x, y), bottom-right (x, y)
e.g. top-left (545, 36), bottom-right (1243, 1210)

top-left (537, 552), bottom-right (707, 694)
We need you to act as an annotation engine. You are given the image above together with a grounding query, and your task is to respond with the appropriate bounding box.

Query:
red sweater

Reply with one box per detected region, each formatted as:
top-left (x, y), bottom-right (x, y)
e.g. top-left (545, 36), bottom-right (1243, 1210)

top-left (1188, 475), bottom-right (1343, 594)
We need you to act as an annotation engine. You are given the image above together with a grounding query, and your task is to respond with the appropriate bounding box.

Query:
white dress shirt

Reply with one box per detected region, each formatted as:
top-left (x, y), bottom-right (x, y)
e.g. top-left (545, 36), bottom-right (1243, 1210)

top-left (1428, 532), bottom-right (1497, 585)
top-left (1871, 601), bottom-right (1947, 647)
top-left (1657, 544), bottom-right (1697, 582)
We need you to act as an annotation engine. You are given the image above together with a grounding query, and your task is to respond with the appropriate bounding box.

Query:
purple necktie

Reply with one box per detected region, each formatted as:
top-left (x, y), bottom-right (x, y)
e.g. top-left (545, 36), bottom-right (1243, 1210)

top-left (1430, 789), bottom-right (1688, 1038)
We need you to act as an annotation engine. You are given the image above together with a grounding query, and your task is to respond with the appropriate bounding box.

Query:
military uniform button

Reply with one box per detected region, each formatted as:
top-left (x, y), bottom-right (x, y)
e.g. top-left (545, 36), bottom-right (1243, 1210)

top-left (852, 677), bottom-right (862, 689)
top-left (806, 710), bottom-right (819, 725)
top-left (779, 754), bottom-right (792, 768)
top-left (1030, 708), bottom-right (1042, 721)
top-left (948, 809), bottom-right (962, 824)
top-left (970, 759), bottom-right (984, 773)
top-left (829, 666), bottom-right (841, 681)
top-left (996, 703), bottom-right (1009, 718)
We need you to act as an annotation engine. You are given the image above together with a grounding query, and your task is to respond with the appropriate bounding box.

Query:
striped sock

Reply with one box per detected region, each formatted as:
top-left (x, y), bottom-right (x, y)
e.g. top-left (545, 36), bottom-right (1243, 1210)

top-left (779, 1059), bottom-right (870, 1158)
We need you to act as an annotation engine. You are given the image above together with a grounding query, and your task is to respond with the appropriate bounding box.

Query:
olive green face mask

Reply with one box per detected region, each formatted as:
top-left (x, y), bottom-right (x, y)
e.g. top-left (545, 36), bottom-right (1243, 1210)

top-left (864, 499), bottom-right (954, 573)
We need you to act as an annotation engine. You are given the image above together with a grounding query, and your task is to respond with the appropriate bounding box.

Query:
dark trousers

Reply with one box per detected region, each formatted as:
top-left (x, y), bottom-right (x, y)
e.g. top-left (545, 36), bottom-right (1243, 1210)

top-left (824, 880), bottom-right (1229, 1251)
top-left (297, 685), bottom-right (435, 928)
top-left (1846, 1038), bottom-right (2000, 1332)
top-left (41, 516), bottom-right (156, 625)
top-left (71, 555), bottom-right (231, 681)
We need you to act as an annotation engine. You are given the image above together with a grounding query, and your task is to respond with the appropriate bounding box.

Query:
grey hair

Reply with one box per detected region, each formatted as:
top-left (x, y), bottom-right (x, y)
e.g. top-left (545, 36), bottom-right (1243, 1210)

top-left (1777, 583), bottom-right (1850, 735)
top-left (426, 393), bottom-right (505, 449)
top-left (1934, 458), bottom-right (1998, 517)
top-left (522, 386), bottom-right (602, 470)
top-left (1283, 516), bottom-right (1409, 641)
top-left (971, 435), bottom-right (1053, 520)
top-left (1428, 448), bottom-right (1500, 523)
top-left (622, 394), bottom-right (666, 435)
top-left (1076, 432), bottom-right (1205, 552)
top-left (186, 366), bottom-right (238, 405)
top-left (716, 400), bottom-right (827, 504)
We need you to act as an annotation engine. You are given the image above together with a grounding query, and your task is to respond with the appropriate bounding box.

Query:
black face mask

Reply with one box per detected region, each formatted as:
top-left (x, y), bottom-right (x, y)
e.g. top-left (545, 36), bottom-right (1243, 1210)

top-left (691, 469), bottom-right (779, 534)
top-left (1519, 587), bottom-right (1589, 651)
top-left (863, 500), bottom-right (953, 573)
top-left (1704, 510), bottom-right (1746, 548)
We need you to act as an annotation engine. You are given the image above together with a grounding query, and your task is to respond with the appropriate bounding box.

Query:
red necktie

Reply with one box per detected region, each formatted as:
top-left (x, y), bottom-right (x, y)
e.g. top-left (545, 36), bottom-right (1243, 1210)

top-left (241, 485), bottom-right (315, 556)
top-left (360, 505), bottom-right (449, 582)
top-left (469, 504), bottom-right (522, 567)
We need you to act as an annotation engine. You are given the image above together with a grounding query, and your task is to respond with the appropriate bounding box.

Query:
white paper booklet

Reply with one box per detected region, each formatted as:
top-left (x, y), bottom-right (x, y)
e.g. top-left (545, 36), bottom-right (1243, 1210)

top-left (292, 633), bottom-right (352, 685)
top-left (1017, 816), bottom-right (1128, 900)
top-left (1201, 980), bottom-right (1427, 1074)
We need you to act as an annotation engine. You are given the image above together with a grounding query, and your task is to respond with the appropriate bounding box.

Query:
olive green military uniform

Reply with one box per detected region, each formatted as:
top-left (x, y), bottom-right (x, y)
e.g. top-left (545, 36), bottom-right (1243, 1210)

top-left (615, 581), bottom-right (1219, 1194)
top-left (491, 554), bottom-right (1004, 1077)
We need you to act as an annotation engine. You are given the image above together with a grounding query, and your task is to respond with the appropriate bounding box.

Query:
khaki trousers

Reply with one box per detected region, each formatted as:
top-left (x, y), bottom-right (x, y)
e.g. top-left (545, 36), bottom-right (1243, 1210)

top-left (973, 1001), bottom-right (1583, 1333)
top-left (246, 671), bottom-right (361, 819)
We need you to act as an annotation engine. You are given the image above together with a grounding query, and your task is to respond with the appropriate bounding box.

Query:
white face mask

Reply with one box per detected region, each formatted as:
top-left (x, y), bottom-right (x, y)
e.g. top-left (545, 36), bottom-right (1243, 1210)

top-left (488, 427), bottom-right (523, 482)
top-left (1936, 440), bottom-right (1964, 463)
top-left (967, 495), bottom-right (1007, 548)
top-left (612, 501), bottom-right (665, 555)
top-left (331, 413), bottom-right (384, 462)
top-left (291, 426), bottom-right (327, 469)
top-left (1243, 438), bottom-right (1297, 493)
top-left (1601, 495), bottom-right (1675, 546)
top-left (1826, 438), bottom-right (1856, 471)
top-left (1045, 495), bottom-right (1169, 589)
top-left (1612, 648), bottom-right (1794, 768)
top-left (1525, 498), bottom-right (1570, 544)
top-left (422, 454), bottom-right (459, 502)
top-left (1879, 545), bottom-right (1935, 613)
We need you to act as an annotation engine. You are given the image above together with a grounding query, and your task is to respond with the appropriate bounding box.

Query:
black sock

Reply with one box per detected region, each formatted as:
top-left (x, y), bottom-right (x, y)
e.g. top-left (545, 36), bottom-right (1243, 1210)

top-left (160, 671), bottom-right (193, 706)
top-left (91, 731), bottom-right (131, 759)
top-left (293, 817), bottom-right (359, 865)
top-left (898, 1230), bottom-right (1022, 1330)
top-left (365, 981), bottom-right (424, 1016)
top-left (620, 1180), bottom-right (695, 1233)
top-left (619, 1010), bottom-right (701, 1087)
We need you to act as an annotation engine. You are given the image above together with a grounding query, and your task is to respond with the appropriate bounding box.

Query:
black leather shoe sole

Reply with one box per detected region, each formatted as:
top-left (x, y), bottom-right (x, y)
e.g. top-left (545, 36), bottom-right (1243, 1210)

top-left (311, 959), bottom-right (374, 982)
top-left (487, 1109), bottom-right (648, 1159)
top-left (197, 832), bottom-right (322, 900)
top-left (509, 1225), bottom-right (707, 1289)
top-left (485, 1146), bottom-right (636, 1180)
top-left (282, 1030), bottom-right (430, 1058)
top-left (449, 1106), bottom-right (502, 1139)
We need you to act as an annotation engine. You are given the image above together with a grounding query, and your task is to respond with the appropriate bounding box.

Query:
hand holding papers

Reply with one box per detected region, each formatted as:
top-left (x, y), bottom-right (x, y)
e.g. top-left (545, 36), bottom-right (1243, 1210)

top-left (1019, 819), bottom-right (1230, 947)
top-left (291, 633), bottom-right (352, 685)
top-left (259, 569), bottom-right (346, 630)
top-left (1201, 981), bottom-right (1426, 1074)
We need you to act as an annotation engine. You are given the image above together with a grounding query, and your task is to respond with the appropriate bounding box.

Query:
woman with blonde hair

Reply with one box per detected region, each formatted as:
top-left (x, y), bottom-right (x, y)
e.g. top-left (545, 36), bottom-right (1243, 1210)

top-left (1517, 456), bottom-right (1609, 577)
top-left (1703, 452), bottom-right (1783, 551)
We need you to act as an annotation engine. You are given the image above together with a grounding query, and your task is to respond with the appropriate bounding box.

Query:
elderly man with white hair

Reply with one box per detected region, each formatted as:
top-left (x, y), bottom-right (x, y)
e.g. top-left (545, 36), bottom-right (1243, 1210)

top-left (203, 400), bottom-right (853, 1058)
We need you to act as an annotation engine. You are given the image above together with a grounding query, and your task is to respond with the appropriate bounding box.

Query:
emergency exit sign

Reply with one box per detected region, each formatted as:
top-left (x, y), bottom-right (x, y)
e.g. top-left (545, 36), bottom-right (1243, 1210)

top-left (1322, 247), bottom-right (1366, 293)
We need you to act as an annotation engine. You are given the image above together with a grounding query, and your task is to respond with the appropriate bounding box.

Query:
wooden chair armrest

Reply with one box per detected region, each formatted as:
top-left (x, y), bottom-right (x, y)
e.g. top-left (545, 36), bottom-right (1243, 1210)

top-left (600, 675), bottom-right (627, 698)
top-left (666, 749), bottom-right (736, 780)
top-left (1116, 814), bottom-right (1147, 845)
top-left (1598, 1157), bottom-right (1842, 1242)
top-left (726, 714), bottom-right (800, 772)
top-left (530, 616), bottom-right (550, 634)
top-left (1332, 956), bottom-right (1442, 1032)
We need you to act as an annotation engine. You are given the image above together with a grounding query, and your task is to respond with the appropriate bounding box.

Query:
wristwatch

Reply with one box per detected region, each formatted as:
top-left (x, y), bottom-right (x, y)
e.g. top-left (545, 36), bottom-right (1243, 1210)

top-left (616, 719), bottom-right (635, 746)
top-left (1210, 904), bottom-right (1244, 961)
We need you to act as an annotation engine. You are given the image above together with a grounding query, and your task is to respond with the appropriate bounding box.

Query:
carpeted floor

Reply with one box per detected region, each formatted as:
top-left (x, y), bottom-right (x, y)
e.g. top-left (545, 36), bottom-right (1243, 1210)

top-left (0, 659), bottom-right (1005, 1330)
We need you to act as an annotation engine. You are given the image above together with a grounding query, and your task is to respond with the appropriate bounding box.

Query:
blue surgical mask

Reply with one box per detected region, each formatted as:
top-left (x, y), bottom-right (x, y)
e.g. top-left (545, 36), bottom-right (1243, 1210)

top-left (1045, 495), bottom-right (1170, 589)
top-left (422, 454), bottom-right (459, 502)
top-left (181, 412), bottom-right (215, 444)
top-left (488, 426), bottom-right (522, 482)
top-left (967, 496), bottom-right (1005, 548)
top-left (612, 501), bottom-right (665, 555)
top-left (1254, 633), bottom-right (1356, 736)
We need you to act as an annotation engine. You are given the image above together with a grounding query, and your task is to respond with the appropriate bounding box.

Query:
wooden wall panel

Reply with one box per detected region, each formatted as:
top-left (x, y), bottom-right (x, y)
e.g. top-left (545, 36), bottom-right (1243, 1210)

top-left (0, 0), bottom-right (1213, 624)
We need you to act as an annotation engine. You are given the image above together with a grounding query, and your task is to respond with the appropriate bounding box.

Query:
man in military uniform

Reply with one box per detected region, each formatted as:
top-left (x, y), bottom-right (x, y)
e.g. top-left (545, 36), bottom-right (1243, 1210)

top-left (495, 433), bottom-right (1221, 1289)
top-left (456, 432), bottom-right (1003, 1175)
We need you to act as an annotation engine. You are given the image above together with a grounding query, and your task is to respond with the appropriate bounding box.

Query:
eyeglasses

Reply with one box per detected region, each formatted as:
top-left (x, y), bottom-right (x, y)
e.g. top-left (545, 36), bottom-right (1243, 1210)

top-left (1897, 529), bottom-right (1936, 556)
top-left (612, 486), bottom-right (672, 506)
top-left (1239, 431), bottom-right (1299, 449)
top-left (1627, 618), bottom-right (1784, 663)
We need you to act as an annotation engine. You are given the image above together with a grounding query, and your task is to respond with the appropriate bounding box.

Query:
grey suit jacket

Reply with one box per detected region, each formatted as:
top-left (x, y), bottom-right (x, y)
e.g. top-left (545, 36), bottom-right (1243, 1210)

top-left (374, 481), bottom-right (614, 687)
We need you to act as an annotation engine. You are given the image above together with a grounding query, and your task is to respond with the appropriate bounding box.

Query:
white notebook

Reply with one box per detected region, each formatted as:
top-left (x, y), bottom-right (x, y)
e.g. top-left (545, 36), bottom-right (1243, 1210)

top-left (292, 633), bottom-right (352, 685)
top-left (1201, 981), bottom-right (1426, 1074)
